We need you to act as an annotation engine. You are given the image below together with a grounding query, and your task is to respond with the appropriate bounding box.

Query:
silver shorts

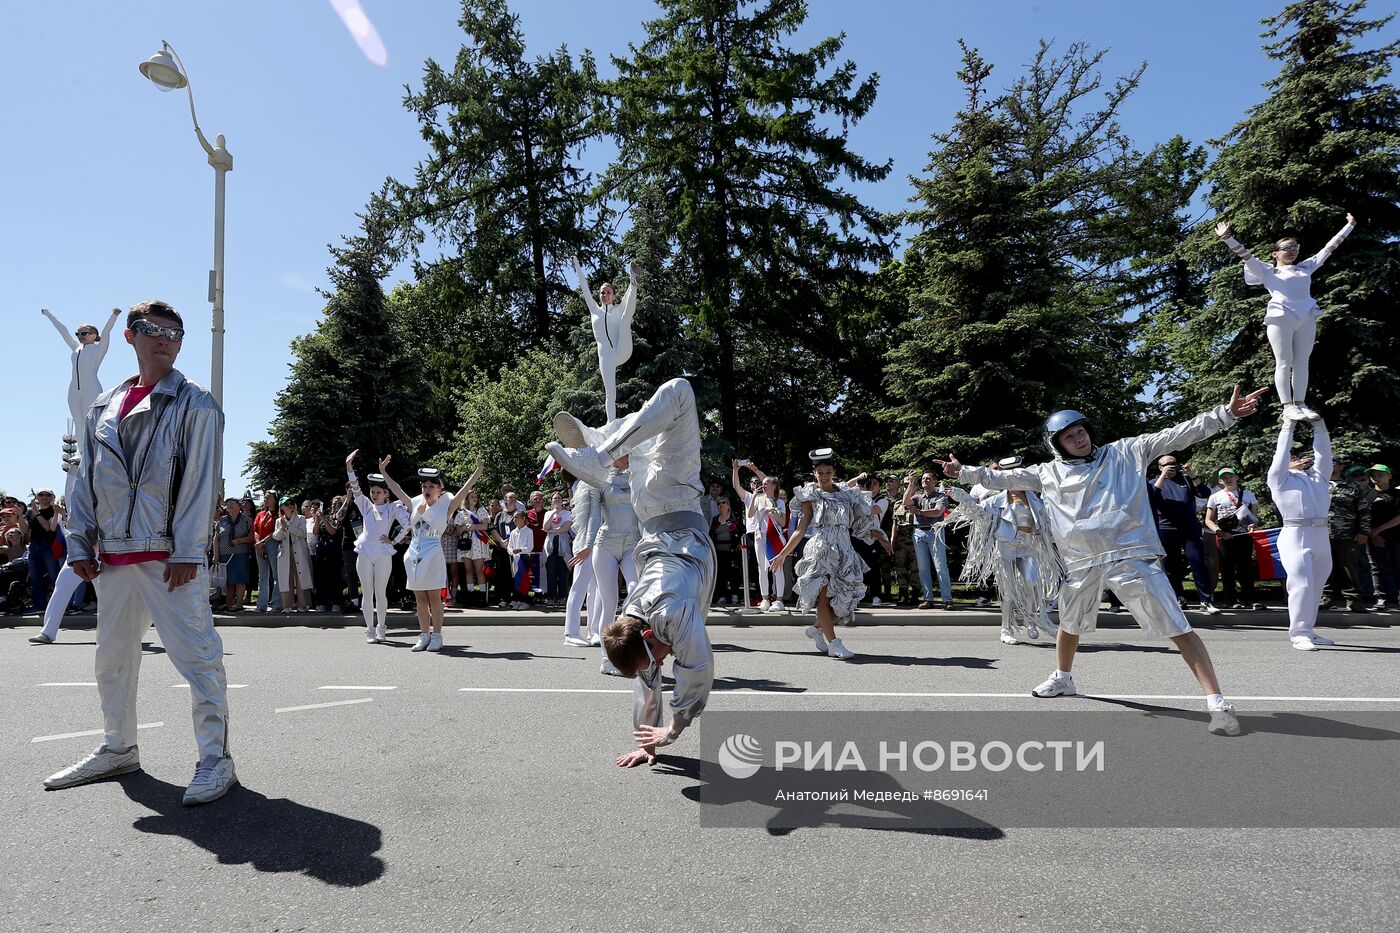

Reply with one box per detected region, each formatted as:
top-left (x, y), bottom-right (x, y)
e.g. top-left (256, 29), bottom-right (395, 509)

top-left (1058, 558), bottom-right (1192, 638)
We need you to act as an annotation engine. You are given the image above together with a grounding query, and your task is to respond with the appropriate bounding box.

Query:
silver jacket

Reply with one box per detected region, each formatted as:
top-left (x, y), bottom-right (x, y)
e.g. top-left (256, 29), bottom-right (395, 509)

top-left (599, 378), bottom-right (705, 524)
top-left (628, 526), bottom-right (716, 729)
top-left (594, 468), bottom-right (641, 552)
top-left (959, 405), bottom-right (1237, 574)
top-left (68, 369), bottom-right (223, 564)
top-left (570, 479), bottom-right (602, 550)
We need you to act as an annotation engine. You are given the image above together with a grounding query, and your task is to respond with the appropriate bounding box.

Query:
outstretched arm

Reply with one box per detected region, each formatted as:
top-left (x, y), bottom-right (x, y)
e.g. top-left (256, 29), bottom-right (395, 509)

top-left (619, 264), bottom-right (639, 325)
top-left (41, 309), bottom-right (78, 350)
top-left (572, 255), bottom-right (602, 318)
top-left (770, 501), bottom-right (812, 570)
top-left (378, 455), bottom-right (413, 510)
top-left (1311, 419), bottom-right (1332, 485)
top-left (99, 307), bottom-right (122, 343)
top-left (1214, 221), bottom-right (1274, 286)
top-left (1307, 213), bottom-right (1356, 269)
top-left (1267, 421), bottom-right (1295, 490)
top-left (448, 459), bottom-right (485, 513)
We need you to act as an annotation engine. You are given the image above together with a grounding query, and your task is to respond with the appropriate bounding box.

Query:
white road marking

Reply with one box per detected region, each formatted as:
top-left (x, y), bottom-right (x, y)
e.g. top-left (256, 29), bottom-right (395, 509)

top-left (457, 687), bottom-right (1400, 702)
top-left (172, 684), bottom-right (248, 689)
top-left (32, 722), bottom-right (164, 744)
top-left (39, 682), bottom-right (98, 687)
top-left (275, 698), bottom-right (375, 713)
top-left (319, 685), bottom-right (398, 691)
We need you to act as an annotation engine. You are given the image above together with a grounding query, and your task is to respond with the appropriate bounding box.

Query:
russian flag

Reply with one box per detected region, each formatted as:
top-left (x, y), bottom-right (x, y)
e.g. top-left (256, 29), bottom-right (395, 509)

top-left (513, 554), bottom-right (532, 594)
top-left (764, 515), bottom-right (787, 561)
top-left (1250, 528), bottom-right (1287, 581)
top-left (536, 455), bottom-right (558, 485)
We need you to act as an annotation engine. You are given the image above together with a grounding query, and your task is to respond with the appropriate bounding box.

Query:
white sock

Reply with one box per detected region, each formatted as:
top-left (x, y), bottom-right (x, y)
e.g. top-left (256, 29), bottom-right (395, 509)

top-left (1056, 670), bottom-right (1073, 680)
top-left (1206, 693), bottom-right (1226, 709)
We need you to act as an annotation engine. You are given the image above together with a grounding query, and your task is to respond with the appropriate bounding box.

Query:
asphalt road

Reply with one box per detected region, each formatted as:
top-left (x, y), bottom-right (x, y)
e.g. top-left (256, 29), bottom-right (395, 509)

top-left (3, 614), bottom-right (1397, 933)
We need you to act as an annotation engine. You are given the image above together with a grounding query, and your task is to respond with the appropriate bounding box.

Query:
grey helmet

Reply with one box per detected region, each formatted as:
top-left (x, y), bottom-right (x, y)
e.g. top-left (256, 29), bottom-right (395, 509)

top-left (1043, 409), bottom-right (1093, 460)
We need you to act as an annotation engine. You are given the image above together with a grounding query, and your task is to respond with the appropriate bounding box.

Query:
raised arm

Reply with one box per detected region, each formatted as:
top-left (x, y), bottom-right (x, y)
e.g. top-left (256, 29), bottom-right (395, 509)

top-left (448, 459), bottom-right (484, 513)
top-left (1130, 386), bottom-right (1266, 469)
top-left (1307, 213), bottom-right (1356, 269)
top-left (1311, 420), bottom-right (1332, 487)
top-left (99, 306), bottom-right (122, 343)
top-left (378, 455), bottom-right (413, 510)
top-left (41, 308), bottom-right (78, 350)
top-left (572, 255), bottom-right (602, 318)
top-left (619, 263), bottom-right (640, 324)
top-left (1214, 221), bottom-right (1275, 287)
top-left (1267, 420), bottom-right (1295, 491)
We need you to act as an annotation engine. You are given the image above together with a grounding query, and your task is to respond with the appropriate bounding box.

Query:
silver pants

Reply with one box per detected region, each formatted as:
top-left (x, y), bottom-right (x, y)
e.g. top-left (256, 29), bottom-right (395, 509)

top-left (995, 539), bottom-right (1051, 635)
top-left (94, 561), bottom-right (230, 759)
top-left (1058, 558), bottom-right (1192, 638)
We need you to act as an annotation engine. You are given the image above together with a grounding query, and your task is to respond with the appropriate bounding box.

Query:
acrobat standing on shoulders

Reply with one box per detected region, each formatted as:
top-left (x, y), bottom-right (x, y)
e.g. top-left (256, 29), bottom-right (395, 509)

top-left (572, 256), bottom-right (641, 423)
top-left (1214, 213), bottom-right (1355, 423)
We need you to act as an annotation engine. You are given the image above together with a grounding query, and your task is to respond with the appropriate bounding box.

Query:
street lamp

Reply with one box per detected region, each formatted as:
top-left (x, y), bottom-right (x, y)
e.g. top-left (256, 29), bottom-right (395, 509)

top-left (138, 40), bottom-right (233, 411)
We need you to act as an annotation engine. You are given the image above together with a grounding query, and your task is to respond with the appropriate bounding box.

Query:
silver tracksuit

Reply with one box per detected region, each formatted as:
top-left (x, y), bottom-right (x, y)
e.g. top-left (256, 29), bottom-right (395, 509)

top-left (960, 404), bottom-right (1239, 637)
top-left (595, 378), bottom-right (716, 729)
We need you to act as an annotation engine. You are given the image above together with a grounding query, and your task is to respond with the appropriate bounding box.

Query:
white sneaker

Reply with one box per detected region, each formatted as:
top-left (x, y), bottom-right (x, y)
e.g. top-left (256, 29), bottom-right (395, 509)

top-left (183, 754), bottom-right (238, 805)
top-left (1207, 702), bottom-right (1241, 737)
top-left (1031, 672), bottom-right (1076, 698)
top-left (1000, 630), bottom-right (1018, 645)
top-left (1202, 602), bottom-right (1222, 616)
top-left (365, 628), bottom-right (379, 644)
top-left (600, 658), bottom-right (625, 677)
top-left (768, 600), bottom-right (786, 613)
top-left (759, 599), bottom-right (771, 612)
top-left (1282, 405), bottom-right (1311, 423)
top-left (1310, 633), bottom-right (1336, 646)
top-left (551, 410), bottom-right (590, 448)
top-left (411, 634), bottom-right (432, 652)
top-left (1295, 403), bottom-right (1322, 422)
top-left (871, 597), bottom-right (881, 607)
top-left (589, 632), bottom-right (602, 647)
top-left (427, 633), bottom-right (443, 652)
top-left (804, 625), bottom-right (829, 653)
top-left (43, 744), bottom-right (141, 790)
top-left (564, 634), bottom-right (592, 648)
top-left (376, 622), bottom-right (388, 641)
top-left (1291, 635), bottom-right (1319, 651)
top-left (29, 633), bottom-right (54, 644)
top-left (826, 638), bottom-right (855, 660)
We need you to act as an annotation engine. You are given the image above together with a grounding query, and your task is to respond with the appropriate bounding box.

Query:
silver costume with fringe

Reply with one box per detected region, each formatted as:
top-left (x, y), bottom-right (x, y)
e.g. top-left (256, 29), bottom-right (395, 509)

top-left (946, 487), bottom-right (1061, 639)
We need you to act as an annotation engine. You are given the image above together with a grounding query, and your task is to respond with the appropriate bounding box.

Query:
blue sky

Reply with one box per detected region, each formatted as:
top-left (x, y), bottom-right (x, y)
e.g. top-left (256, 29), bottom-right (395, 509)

top-left (4, 0), bottom-right (1389, 499)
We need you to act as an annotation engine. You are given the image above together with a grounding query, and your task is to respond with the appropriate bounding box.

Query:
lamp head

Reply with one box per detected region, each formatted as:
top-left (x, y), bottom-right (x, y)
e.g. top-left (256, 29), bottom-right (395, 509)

top-left (139, 45), bottom-right (187, 91)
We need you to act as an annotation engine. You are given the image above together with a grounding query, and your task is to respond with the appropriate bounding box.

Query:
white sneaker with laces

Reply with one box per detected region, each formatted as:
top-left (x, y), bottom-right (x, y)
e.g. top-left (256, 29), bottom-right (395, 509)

top-left (1207, 701), bottom-right (1241, 737)
top-left (1282, 405), bottom-right (1311, 423)
top-left (1000, 630), bottom-right (1018, 645)
top-left (1031, 672), bottom-right (1076, 698)
top-left (1295, 403), bottom-right (1322, 422)
top-left (564, 634), bottom-right (592, 648)
top-left (376, 622), bottom-right (388, 641)
top-left (1310, 633), bottom-right (1336, 646)
top-left (1202, 602), bottom-right (1222, 616)
top-left (769, 600), bottom-right (786, 613)
top-left (1291, 635), bottom-right (1318, 651)
top-left (427, 633), bottom-right (443, 652)
top-left (600, 658), bottom-right (625, 677)
top-left (804, 625), bottom-right (829, 653)
top-left (411, 634), bottom-right (432, 652)
top-left (365, 628), bottom-right (379, 644)
top-left (589, 632), bottom-right (602, 647)
top-left (43, 744), bottom-right (141, 790)
top-left (183, 754), bottom-right (238, 805)
top-left (759, 599), bottom-right (771, 612)
top-left (826, 638), bottom-right (855, 660)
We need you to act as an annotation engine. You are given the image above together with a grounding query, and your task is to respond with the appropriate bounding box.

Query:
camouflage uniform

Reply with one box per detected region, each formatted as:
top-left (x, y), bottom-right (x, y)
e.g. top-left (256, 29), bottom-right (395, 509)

top-left (890, 497), bottom-right (919, 604)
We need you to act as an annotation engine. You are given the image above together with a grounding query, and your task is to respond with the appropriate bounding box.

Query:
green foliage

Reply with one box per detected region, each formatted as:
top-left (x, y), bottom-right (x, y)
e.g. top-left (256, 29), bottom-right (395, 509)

top-left (605, 0), bottom-right (894, 448)
top-left (1167, 0), bottom-right (1400, 478)
top-left (437, 349), bottom-right (581, 497)
top-left (392, 0), bottom-right (604, 344)
top-left (881, 40), bottom-right (1153, 468)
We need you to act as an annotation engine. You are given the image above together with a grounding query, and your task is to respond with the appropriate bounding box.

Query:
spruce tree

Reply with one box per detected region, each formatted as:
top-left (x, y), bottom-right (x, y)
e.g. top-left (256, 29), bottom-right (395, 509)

top-left (605, 0), bottom-right (894, 447)
top-left (1174, 0), bottom-right (1400, 474)
top-left (393, 0), bottom-right (603, 344)
top-left (882, 42), bottom-right (1152, 467)
top-left (245, 204), bottom-right (425, 497)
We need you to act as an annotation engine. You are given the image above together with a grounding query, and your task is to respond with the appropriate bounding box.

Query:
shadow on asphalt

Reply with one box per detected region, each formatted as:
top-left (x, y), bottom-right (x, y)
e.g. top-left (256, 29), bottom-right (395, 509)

top-left (119, 772), bottom-right (385, 886)
top-left (656, 756), bottom-right (1005, 840)
top-left (711, 642), bottom-right (997, 669)
top-left (1088, 697), bottom-right (1400, 741)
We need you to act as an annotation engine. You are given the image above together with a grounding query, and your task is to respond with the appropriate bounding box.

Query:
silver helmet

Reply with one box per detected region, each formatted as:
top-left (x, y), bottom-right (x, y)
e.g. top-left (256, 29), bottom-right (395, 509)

top-left (1043, 409), bottom-right (1093, 460)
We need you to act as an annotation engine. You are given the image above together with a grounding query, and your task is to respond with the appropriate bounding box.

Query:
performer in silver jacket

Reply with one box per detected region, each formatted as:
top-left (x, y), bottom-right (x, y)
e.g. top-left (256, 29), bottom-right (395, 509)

top-left (46, 300), bottom-right (235, 804)
top-left (941, 385), bottom-right (1268, 736)
top-left (546, 377), bottom-right (715, 767)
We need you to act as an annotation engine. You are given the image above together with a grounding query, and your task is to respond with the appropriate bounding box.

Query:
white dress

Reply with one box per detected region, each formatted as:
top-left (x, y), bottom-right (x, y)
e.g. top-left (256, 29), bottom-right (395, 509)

top-left (404, 495), bottom-right (452, 591)
top-left (463, 506), bottom-right (492, 561)
top-left (791, 482), bottom-right (877, 623)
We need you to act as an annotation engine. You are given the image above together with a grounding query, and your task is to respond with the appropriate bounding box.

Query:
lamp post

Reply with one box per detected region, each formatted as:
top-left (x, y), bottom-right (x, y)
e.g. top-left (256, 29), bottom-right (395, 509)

top-left (138, 41), bottom-right (233, 410)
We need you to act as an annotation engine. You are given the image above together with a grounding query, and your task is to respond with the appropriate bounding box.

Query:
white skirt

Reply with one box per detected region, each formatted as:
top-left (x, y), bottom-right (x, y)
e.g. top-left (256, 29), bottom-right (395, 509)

top-left (405, 542), bottom-right (447, 592)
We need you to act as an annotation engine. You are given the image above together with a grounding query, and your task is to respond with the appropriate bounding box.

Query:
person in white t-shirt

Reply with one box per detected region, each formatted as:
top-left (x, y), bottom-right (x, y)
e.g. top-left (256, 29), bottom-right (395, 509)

top-left (1204, 468), bottom-right (1265, 610)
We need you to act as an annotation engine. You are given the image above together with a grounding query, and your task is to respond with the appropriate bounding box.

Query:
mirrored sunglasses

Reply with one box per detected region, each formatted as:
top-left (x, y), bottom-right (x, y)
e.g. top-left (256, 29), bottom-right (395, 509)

top-left (130, 318), bottom-right (185, 341)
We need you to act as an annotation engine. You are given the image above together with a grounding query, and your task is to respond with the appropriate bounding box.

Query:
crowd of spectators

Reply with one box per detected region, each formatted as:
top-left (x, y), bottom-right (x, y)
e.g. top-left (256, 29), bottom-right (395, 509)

top-left (4, 452), bottom-right (1397, 618)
